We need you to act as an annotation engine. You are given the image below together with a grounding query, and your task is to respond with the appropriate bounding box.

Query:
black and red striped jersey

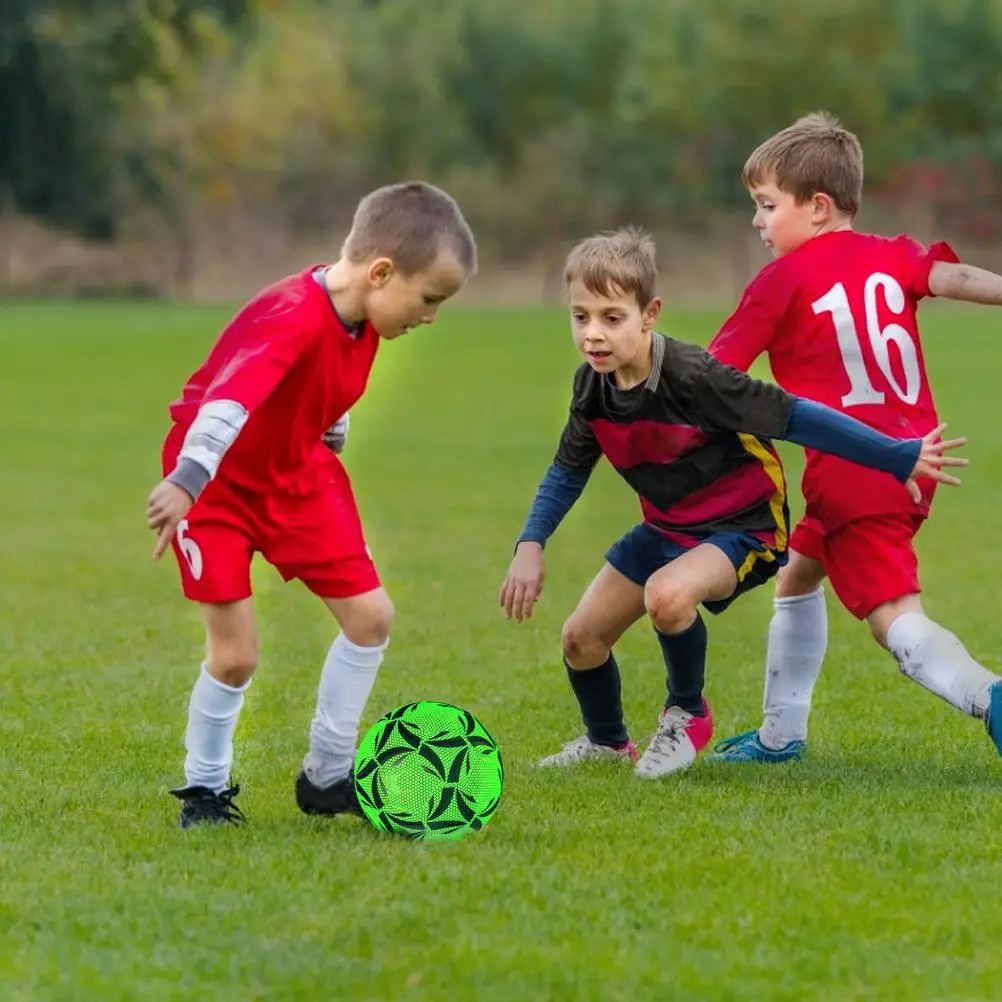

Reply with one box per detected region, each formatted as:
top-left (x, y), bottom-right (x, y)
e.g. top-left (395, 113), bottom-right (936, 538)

top-left (553, 333), bottom-right (794, 547)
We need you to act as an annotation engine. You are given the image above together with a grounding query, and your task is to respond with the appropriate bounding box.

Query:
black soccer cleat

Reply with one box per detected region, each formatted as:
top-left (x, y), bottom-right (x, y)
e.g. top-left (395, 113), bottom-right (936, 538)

top-left (295, 770), bottom-right (362, 817)
top-left (170, 784), bottom-right (246, 829)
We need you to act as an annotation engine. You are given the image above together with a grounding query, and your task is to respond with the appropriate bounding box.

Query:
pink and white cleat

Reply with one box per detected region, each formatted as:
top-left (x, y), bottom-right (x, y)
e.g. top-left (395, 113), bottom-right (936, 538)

top-left (635, 700), bottom-right (714, 778)
top-left (537, 735), bottom-right (639, 768)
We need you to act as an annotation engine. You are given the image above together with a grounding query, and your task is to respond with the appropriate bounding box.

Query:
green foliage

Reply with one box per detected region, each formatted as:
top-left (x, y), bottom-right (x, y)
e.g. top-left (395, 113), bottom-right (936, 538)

top-left (892, 0), bottom-right (1002, 153)
top-left (7, 0), bottom-right (1002, 245)
top-left (0, 0), bottom-right (255, 236)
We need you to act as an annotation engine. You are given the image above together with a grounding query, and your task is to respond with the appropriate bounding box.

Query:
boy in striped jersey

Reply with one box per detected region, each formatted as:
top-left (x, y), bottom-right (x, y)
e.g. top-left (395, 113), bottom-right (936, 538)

top-left (498, 228), bottom-right (966, 779)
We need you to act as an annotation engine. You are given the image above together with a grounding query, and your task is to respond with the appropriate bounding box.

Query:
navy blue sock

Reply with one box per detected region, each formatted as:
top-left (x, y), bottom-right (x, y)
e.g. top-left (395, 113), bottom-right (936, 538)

top-left (565, 655), bottom-right (630, 747)
top-left (655, 614), bottom-right (708, 715)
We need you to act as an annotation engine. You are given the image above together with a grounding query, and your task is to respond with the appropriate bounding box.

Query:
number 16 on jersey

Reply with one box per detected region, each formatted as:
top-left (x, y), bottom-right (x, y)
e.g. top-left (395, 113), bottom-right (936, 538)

top-left (812, 272), bottom-right (922, 407)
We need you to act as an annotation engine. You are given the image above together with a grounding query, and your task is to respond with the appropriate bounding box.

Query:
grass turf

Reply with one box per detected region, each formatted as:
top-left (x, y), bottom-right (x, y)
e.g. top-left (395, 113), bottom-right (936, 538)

top-left (1, 300), bottom-right (1000, 1001)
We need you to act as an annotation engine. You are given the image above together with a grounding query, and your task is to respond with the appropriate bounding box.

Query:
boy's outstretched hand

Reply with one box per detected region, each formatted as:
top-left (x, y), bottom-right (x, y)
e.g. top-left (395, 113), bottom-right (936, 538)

top-left (906, 422), bottom-right (968, 503)
top-left (500, 542), bottom-right (545, 622)
top-left (147, 480), bottom-right (193, 559)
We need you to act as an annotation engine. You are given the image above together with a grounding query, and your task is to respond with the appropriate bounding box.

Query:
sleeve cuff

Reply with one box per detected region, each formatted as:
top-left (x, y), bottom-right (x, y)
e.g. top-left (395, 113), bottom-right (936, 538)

top-left (918, 240), bottom-right (961, 298)
top-left (167, 457), bottom-right (211, 501)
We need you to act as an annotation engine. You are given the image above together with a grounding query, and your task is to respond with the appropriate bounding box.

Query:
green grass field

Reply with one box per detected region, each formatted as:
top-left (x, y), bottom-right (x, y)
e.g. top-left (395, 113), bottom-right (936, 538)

top-left (2, 300), bottom-right (1001, 1001)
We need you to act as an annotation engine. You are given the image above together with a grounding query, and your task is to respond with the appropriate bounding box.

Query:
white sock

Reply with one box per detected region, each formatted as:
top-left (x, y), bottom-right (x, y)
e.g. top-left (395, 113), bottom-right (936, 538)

top-left (887, 612), bottom-right (998, 717)
top-left (759, 587), bottom-right (827, 748)
top-left (183, 664), bottom-right (250, 793)
top-left (303, 633), bottom-right (387, 787)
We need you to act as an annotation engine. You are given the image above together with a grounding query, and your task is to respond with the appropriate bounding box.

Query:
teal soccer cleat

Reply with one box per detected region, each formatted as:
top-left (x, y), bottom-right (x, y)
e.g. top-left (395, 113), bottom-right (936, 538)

top-left (986, 681), bottom-right (1002, 758)
top-left (707, 729), bottom-right (806, 764)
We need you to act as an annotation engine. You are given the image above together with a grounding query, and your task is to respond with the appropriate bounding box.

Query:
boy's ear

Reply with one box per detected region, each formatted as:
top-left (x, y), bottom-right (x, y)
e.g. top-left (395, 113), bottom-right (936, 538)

top-left (811, 192), bottom-right (836, 225)
top-left (368, 257), bottom-right (395, 287)
top-left (643, 297), bottom-right (663, 329)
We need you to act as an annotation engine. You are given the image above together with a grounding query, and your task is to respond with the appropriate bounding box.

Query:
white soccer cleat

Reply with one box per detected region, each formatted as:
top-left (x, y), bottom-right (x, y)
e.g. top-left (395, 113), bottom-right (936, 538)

top-left (537, 735), bottom-right (639, 768)
top-left (634, 701), bottom-right (714, 779)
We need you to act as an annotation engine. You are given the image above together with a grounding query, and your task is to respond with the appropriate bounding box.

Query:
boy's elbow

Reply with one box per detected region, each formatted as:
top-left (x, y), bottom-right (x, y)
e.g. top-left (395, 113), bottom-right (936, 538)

top-left (928, 261), bottom-right (959, 299)
top-left (928, 261), bottom-right (1002, 303)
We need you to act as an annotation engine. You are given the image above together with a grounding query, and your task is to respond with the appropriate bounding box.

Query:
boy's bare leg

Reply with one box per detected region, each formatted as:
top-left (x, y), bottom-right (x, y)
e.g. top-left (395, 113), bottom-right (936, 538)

top-left (538, 564), bottom-right (646, 766)
top-left (184, 599), bottom-right (257, 790)
top-left (561, 563), bottom-right (648, 669)
top-left (172, 599), bottom-right (257, 827)
top-left (634, 543), bottom-right (735, 778)
top-left (645, 542), bottom-right (737, 711)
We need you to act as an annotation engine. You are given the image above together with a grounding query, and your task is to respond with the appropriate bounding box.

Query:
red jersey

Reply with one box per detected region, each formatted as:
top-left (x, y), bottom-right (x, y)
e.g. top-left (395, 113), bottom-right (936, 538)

top-left (169, 265), bottom-right (379, 494)
top-left (708, 231), bottom-right (959, 529)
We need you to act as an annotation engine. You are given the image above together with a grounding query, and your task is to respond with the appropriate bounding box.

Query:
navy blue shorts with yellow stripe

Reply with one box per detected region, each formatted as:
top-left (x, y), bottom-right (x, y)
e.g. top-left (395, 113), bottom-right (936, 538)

top-left (605, 523), bottom-right (788, 615)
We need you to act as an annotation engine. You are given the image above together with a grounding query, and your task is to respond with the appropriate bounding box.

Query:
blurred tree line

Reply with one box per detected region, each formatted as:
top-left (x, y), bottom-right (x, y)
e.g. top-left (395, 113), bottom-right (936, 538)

top-left (4, 0), bottom-right (1002, 288)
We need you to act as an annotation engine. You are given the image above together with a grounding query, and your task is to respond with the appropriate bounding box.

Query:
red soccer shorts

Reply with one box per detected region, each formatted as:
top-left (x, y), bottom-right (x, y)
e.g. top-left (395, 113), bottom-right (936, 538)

top-left (790, 513), bottom-right (924, 620)
top-left (161, 434), bottom-right (379, 604)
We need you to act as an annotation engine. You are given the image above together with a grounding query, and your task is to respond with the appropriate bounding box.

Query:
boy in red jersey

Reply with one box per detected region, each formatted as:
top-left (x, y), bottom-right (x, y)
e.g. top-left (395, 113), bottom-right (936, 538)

top-left (499, 229), bottom-right (965, 780)
top-left (146, 181), bottom-right (476, 827)
top-left (705, 113), bottom-right (1002, 764)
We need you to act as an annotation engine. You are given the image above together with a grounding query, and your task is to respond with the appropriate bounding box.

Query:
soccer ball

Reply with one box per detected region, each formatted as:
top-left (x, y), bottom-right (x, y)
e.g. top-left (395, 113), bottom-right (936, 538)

top-left (354, 701), bottom-right (504, 840)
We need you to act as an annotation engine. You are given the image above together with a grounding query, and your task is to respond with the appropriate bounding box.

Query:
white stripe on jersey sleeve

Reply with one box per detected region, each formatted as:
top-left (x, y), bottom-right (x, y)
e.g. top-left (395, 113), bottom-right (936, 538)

top-left (179, 399), bottom-right (249, 478)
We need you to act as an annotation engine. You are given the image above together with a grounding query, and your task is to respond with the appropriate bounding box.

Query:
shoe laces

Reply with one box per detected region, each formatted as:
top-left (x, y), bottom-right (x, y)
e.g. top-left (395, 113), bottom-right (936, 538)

top-left (560, 735), bottom-right (597, 760)
top-left (541, 735), bottom-right (606, 764)
top-left (214, 785), bottom-right (246, 825)
top-left (646, 707), bottom-right (691, 760)
top-left (175, 783), bottom-right (246, 825)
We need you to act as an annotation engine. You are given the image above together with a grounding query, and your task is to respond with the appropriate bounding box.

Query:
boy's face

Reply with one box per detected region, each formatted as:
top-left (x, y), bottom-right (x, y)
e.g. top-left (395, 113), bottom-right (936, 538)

top-left (568, 280), bottom-right (661, 373)
top-left (748, 179), bottom-right (833, 257)
top-left (365, 250), bottom-right (469, 339)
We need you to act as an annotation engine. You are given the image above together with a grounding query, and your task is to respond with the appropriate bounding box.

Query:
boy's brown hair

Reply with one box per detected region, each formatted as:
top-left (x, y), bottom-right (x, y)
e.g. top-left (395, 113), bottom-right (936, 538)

top-left (742, 111), bottom-right (864, 216)
top-left (564, 226), bottom-right (658, 309)
top-left (344, 181), bottom-right (477, 276)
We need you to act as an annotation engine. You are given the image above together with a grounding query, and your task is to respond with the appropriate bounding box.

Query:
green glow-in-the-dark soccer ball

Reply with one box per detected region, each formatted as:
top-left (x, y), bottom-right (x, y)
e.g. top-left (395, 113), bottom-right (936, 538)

top-left (354, 701), bottom-right (504, 841)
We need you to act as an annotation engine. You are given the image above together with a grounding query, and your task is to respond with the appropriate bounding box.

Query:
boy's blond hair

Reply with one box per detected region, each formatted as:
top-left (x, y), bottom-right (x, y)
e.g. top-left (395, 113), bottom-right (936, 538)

top-left (564, 227), bottom-right (657, 309)
top-left (742, 111), bottom-right (864, 216)
top-left (344, 181), bottom-right (477, 276)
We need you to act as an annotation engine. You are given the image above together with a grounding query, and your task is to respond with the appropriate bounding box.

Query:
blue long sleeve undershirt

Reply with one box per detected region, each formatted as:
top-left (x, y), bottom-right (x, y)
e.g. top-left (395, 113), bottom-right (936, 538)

top-left (783, 398), bottom-right (920, 483)
top-left (516, 465), bottom-right (590, 548)
top-left (515, 398), bottom-right (922, 550)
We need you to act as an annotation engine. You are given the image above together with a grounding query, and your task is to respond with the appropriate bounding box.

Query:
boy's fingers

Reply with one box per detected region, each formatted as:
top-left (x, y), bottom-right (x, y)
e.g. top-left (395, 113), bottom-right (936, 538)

top-left (937, 437), bottom-right (967, 452)
top-left (519, 580), bottom-right (542, 621)
top-left (153, 522), bottom-right (175, 561)
top-left (508, 582), bottom-right (525, 620)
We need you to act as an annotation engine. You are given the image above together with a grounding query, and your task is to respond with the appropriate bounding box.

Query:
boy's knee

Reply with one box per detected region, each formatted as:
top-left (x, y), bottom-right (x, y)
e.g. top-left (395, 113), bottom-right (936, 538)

top-left (868, 594), bottom-right (922, 650)
top-left (331, 589), bottom-right (395, 647)
top-left (205, 639), bottom-right (258, 688)
top-left (202, 599), bottom-right (258, 687)
top-left (644, 580), bottom-right (695, 634)
top-left (560, 616), bottom-right (607, 669)
top-left (776, 553), bottom-right (826, 599)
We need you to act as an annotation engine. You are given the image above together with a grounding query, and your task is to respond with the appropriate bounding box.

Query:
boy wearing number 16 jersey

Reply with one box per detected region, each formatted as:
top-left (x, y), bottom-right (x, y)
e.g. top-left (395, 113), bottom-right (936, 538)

top-left (707, 112), bottom-right (1002, 764)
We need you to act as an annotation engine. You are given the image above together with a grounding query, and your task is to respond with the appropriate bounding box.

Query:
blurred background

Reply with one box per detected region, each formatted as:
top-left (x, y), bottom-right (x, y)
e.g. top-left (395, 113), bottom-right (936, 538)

top-left (4, 0), bottom-right (1002, 305)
